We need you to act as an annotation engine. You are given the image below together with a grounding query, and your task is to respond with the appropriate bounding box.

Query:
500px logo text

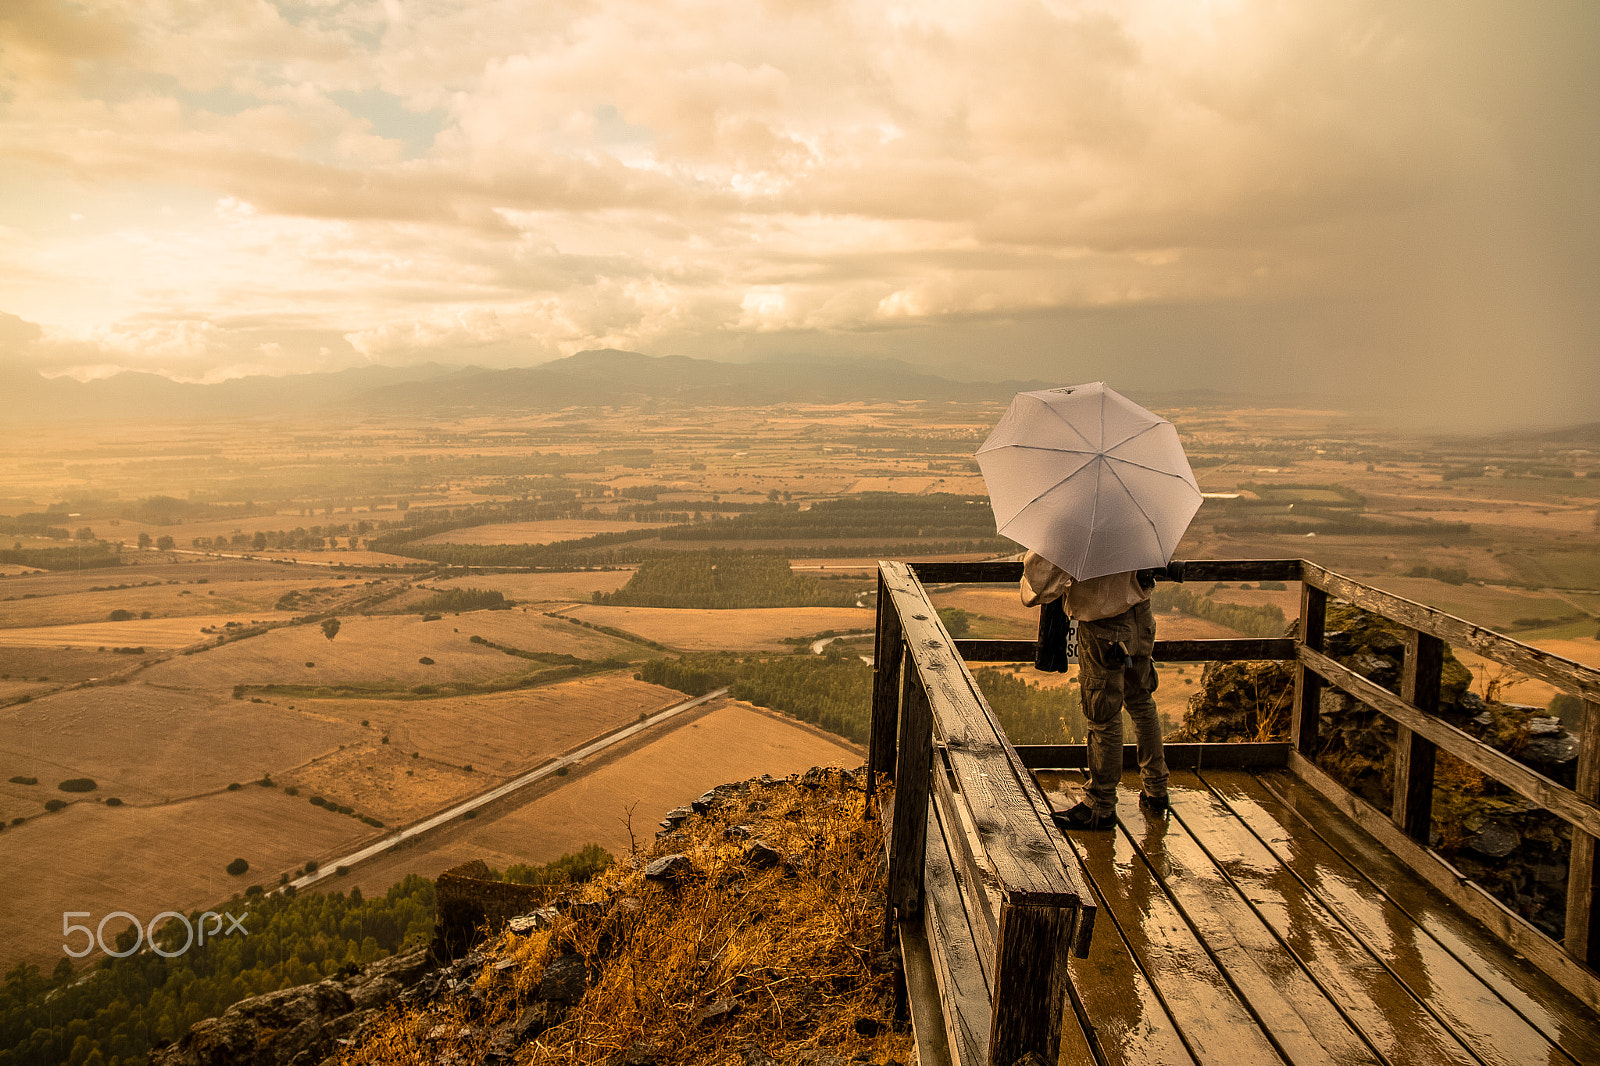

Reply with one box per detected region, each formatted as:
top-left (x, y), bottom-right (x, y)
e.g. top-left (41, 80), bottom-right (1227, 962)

top-left (63, 910), bottom-right (248, 958)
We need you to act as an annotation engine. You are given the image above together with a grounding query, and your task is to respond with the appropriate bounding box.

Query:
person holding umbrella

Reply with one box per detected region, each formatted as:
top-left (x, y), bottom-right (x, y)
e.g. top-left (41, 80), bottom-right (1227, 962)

top-left (976, 383), bottom-right (1202, 831)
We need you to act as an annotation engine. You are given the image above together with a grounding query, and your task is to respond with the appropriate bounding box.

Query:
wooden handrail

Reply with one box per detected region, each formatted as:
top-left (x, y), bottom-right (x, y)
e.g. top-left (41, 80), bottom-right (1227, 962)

top-left (876, 553), bottom-right (1600, 1031)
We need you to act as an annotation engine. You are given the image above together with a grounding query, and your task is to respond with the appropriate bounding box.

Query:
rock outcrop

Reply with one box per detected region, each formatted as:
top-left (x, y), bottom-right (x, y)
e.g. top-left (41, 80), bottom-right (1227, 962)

top-left (148, 948), bottom-right (432, 1066)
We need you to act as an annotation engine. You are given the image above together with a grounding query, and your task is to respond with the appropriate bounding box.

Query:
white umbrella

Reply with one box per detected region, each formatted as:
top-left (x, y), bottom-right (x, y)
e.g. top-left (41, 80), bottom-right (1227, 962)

top-left (976, 382), bottom-right (1201, 581)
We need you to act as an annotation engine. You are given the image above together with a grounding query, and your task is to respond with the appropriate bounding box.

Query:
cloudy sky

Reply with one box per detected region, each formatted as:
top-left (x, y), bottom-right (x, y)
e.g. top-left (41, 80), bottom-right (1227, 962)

top-left (1, 0), bottom-right (1596, 426)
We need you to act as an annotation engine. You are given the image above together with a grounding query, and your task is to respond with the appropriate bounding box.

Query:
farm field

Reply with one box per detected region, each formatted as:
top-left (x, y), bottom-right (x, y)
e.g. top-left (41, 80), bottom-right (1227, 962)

top-left (559, 603), bottom-right (874, 650)
top-left (335, 697), bottom-right (863, 900)
top-left (413, 519), bottom-right (674, 544)
top-left (0, 392), bottom-right (1595, 988)
top-left (0, 785), bottom-right (367, 971)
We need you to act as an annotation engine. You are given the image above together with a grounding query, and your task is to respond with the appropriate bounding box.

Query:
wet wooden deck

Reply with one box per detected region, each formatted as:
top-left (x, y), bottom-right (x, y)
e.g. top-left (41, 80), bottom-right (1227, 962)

top-left (1037, 768), bottom-right (1600, 1066)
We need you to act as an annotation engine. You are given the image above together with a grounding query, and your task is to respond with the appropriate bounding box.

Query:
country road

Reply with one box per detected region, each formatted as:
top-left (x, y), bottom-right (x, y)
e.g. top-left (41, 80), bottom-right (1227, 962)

top-left (281, 686), bottom-right (730, 893)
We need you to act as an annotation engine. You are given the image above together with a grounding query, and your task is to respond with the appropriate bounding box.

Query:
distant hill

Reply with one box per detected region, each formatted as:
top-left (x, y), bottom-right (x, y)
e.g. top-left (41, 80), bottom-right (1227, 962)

top-left (0, 363), bottom-right (460, 424)
top-left (350, 348), bottom-right (1049, 411)
top-left (0, 351), bottom-right (1048, 422)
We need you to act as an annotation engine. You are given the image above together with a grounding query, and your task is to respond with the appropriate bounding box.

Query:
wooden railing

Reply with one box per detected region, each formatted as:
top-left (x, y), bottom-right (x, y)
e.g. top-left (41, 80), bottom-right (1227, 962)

top-left (869, 558), bottom-right (1600, 1064)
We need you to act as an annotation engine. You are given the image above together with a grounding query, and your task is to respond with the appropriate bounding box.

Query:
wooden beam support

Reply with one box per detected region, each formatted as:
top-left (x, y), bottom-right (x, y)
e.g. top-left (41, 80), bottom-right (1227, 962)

top-left (870, 566), bottom-right (905, 793)
top-left (1301, 646), bottom-right (1600, 842)
top-left (954, 637), bottom-right (1296, 663)
top-left (888, 661), bottom-right (934, 929)
top-left (1567, 698), bottom-right (1600, 967)
top-left (1292, 582), bottom-right (1327, 759)
top-left (1392, 630), bottom-right (1443, 842)
top-left (988, 901), bottom-right (1074, 1066)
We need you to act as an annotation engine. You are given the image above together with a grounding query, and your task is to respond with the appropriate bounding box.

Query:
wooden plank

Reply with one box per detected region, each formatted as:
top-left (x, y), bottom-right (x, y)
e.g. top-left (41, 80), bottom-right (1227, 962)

top-left (1285, 751), bottom-right (1600, 1014)
top-left (1174, 770), bottom-right (1483, 1065)
top-left (1292, 583), bottom-right (1327, 759)
top-left (923, 802), bottom-right (993, 1066)
top-left (929, 747), bottom-right (1000, 980)
top-left (1301, 646), bottom-right (1600, 841)
top-left (989, 901), bottom-right (1078, 1066)
top-left (1015, 742), bottom-right (1291, 772)
top-left (1567, 697), bottom-right (1600, 965)
top-left (1114, 786), bottom-right (1379, 1066)
top-left (910, 558), bottom-right (1304, 585)
top-left (954, 637), bottom-right (1296, 663)
top-left (870, 566), bottom-right (905, 789)
top-left (888, 660), bottom-right (934, 924)
top-left (1176, 559), bottom-right (1305, 583)
top-left (879, 561), bottom-right (1087, 907)
top-left (1052, 777), bottom-right (1284, 1066)
top-left (1220, 769), bottom-right (1600, 1066)
top-left (1392, 630), bottom-right (1442, 842)
top-left (899, 920), bottom-right (956, 1066)
top-left (1303, 561), bottom-right (1600, 699)
top-left (911, 561), bottom-right (1024, 584)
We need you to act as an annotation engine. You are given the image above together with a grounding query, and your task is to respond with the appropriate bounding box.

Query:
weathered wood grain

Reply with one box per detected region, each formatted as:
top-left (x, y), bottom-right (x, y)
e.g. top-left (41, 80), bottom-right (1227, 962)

top-left (1292, 583), bottom-right (1327, 759)
top-left (880, 562), bottom-right (1086, 908)
top-left (898, 920), bottom-right (956, 1066)
top-left (1303, 562), bottom-right (1600, 699)
top-left (1015, 742), bottom-right (1292, 771)
top-left (1301, 645), bottom-right (1600, 841)
top-left (1282, 753), bottom-right (1600, 1014)
top-left (990, 900), bottom-right (1078, 1066)
top-left (888, 660), bottom-right (934, 925)
top-left (1567, 697), bottom-right (1600, 966)
top-left (1392, 629), bottom-right (1442, 842)
top-left (953, 638), bottom-right (1296, 663)
top-left (870, 568), bottom-right (904, 792)
top-left (1218, 770), bottom-right (1600, 1065)
top-left (922, 802), bottom-right (993, 1066)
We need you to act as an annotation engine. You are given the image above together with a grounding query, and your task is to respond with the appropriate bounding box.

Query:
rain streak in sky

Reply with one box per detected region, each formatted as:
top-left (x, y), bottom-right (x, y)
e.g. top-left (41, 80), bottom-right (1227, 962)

top-left (0, 0), bottom-right (1596, 426)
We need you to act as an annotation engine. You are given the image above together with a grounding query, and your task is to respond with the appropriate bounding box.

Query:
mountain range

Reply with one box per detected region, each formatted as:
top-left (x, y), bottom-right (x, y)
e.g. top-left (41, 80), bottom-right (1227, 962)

top-left (0, 350), bottom-right (1053, 423)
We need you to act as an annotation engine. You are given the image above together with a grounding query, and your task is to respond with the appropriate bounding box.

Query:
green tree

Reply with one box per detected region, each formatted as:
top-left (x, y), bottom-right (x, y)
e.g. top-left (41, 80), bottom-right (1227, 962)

top-left (155, 535), bottom-right (175, 550)
top-left (321, 618), bottom-right (341, 641)
top-left (137, 532), bottom-right (152, 549)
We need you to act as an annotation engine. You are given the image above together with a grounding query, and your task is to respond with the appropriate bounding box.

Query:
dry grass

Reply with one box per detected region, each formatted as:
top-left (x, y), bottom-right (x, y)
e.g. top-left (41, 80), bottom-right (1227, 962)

top-left (0, 786), bottom-right (369, 970)
top-left (0, 614), bottom-right (271, 649)
top-left (341, 769), bottom-right (911, 1066)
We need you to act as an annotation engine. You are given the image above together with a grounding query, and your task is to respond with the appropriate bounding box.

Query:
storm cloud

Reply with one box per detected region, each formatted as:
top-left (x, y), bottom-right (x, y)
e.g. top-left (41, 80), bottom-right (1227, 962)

top-left (1, 0), bottom-right (1595, 425)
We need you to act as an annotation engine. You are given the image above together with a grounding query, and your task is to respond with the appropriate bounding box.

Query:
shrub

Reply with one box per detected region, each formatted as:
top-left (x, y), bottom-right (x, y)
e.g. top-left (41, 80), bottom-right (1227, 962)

top-left (304, 859), bottom-right (319, 873)
top-left (310, 795), bottom-right (327, 807)
top-left (57, 778), bottom-right (98, 792)
top-left (9, 776), bottom-right (38, 785)
top-left (335, 865), bottom-right (350, 876)
top-left (107, 609), bottom-right (134, 621)
top-left (305, 661), bottom-right (315, 668)
top-left (226, 782), bottom-right (242, 791)
top-left (105, 797), bottom-right (122, 806)
top-left (44, 799), bottom-right (67, 812)
top-left (418, 656), bottom-right (434, 665)
top-left (226, 858), bottom-right (249, 876)
top-left (285, 786), bottom-right (299, 796)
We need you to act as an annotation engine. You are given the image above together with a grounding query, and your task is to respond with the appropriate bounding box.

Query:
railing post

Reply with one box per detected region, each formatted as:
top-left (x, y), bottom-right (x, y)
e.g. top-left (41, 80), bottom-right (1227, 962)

top-left (1292, 581), bottom-right (1327, 757)
top-left (989, 901), bottom-right (1073, 1066)
top-left (886, 661), bottom-right (933, 943)
top-left (869, 566), bottom-right (904, 803)
top-left (1393, 630), bottom-right (1442, 840)
top-left (1567, 698), bottom-right (1600, 965)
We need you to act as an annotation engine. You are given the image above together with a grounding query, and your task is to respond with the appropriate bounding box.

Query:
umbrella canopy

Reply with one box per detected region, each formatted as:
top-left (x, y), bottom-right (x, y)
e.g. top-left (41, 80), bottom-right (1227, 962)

top-left (976, 382), bottom-right (1201, 581)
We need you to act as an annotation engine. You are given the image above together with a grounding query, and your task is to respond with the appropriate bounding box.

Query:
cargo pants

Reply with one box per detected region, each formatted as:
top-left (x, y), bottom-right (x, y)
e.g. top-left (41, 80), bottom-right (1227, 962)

top-left (1077, 598), bottom-right (1168, 816)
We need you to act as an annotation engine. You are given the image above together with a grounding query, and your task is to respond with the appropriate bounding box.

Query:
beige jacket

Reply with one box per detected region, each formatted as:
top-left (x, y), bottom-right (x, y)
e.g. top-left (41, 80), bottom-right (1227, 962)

top-left (1019, 551), bottom-right (1148, 622)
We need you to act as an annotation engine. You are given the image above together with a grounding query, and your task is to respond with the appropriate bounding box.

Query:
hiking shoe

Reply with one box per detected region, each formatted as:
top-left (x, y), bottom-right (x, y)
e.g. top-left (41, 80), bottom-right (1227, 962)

top-left (1139, 792), bottom-right (1170, 813)
top-left (1052, 803), bottom-right (1115, 832)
